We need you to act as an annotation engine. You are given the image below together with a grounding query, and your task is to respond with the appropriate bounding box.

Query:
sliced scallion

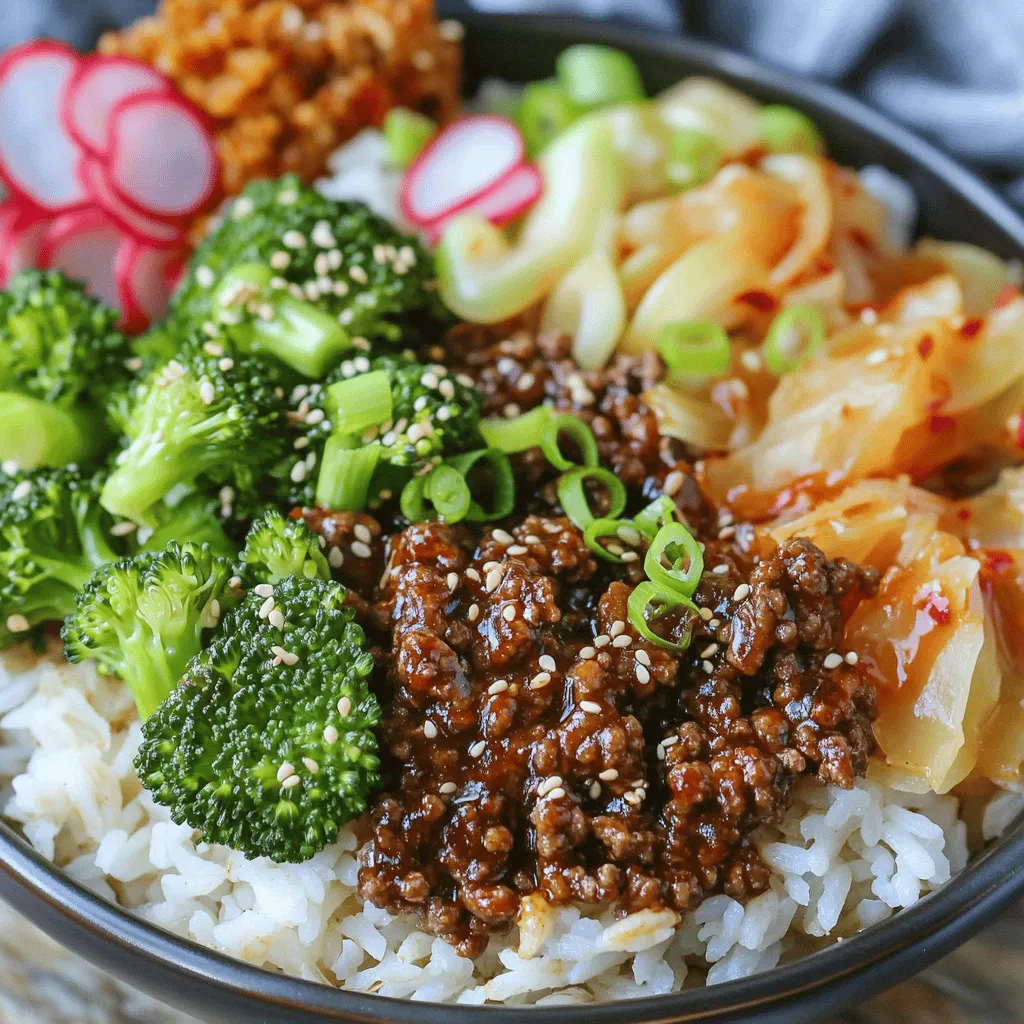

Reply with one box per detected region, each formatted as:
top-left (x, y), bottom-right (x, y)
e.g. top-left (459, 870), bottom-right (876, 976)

top-left (757, 105), bottom-right (823, 156)
top-left (315, 436), bottom-right (381, 511)
top-left (762, 304), bottom-right (825, 374)
top-left (541, 414), bottom-right (600, 471)
top-left (666, 128), bottom-right (721, 190)
top-left (557, 466), bottom-right (627, 530)
top-left (658, 320), bottom-right (731, 376)
top-left (479, 405), bottom-right (552, 454)
top-left (583, 517), bottom-right (642, 564)
top-left (446, 449), bottom-right (516, 522)
top-left (517, 80), bottom-right (581, 156)
top-left (556, 45), bottom-right (645, 110)
top-left (644, 522), bottom-right (703, 597)
top-left (627, 581), bottom-right (695, 652)
top-left (634, 495), bottom-right (678, 539)
top-left (425, 464), bottom-right (472, 522)
top-left (384, 107), bottom-right (437, 167)
top-left (326, 370), bottom-right (393, 437)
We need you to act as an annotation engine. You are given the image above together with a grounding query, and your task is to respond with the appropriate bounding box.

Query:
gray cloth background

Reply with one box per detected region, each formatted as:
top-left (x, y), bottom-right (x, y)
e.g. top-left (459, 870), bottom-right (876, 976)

top-left (7, 0), bottom-right (1024, 208)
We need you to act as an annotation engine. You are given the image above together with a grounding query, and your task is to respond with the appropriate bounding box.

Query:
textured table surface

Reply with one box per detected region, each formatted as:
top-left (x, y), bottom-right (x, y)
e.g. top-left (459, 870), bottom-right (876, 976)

top-left (0, 900), bottom-right (1020, 1024)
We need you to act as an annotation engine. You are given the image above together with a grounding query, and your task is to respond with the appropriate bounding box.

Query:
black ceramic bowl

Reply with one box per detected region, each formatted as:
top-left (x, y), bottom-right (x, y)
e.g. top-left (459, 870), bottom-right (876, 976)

top-left (2, 13), bottom-right (1024, 1024)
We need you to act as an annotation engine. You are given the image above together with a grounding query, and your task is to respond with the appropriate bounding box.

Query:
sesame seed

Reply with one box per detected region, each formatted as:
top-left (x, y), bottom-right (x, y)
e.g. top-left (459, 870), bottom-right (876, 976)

top-left (712, 564), bottom-right (729, 575)
top-left (446, 572), bottom-right (459, 591)
top-left (280, 649), bottom-right (299, 666)
top-left (718, 526), bottom-right (736, 540)
top-left (282, 775), bottom-right (301, 789)
top-left (195, 265), bottom-right (215, 287)
top-left (302, 757), bottom-right (320, 774)
top-left (125, 357), bottom-right (143, 373)
top-left (732, 583), bottom-right (751, 602)
top-left (483, 561), bottom-right (500, 572)
top-left (439, 18), bottom-right (465, 41)
top-left (423, 720), bottom-right (438, 739)
top-left (228, 576), bottom-right (242, 589)
top-left (11, 481), bottom-right (31, 501)
top-left (609, 620), bottom-right (625, 638)
top-left (740, 349), bottom-right (763, 372)
top-left (635, 650), bottom-right (651, 667)
top-left (323, 725), bottom-right (339, 744)
top-left (337, 696), bottom-right (352, 717)
top-left (439, 782), bottom-right (457, 795)
top-left (580, 700), bottom-right (602, 714)
top-left (517, 372), bottom-right (536, 391)
top-left (269, 250), bottom-right (290, 270)
top-left (290, 461), bottom-right (307, 483)
top-left (699, 643), bottom-right (719, 659)
top-left (311, 221), bottom-right (336, 248)
top-left (329, 546), bottom-right (344, 568)
top-left (865, 348), bottom-right (888, 365)
top-left (823, 652), bottom-right (844, 669)
top-left (594, 635), bottom-right (611, 648)
top-left (598, 769), bottom-right (618, 781)
top-left (845, 651), bottom-right (859, 665)
top-left (6, 613), bottom-right (29, 634)
top-left (349, 265), bottom-right (369, 284)
top-left (636, 664), bottom-right (651, 684)
top-left (488, 680), bottom-right (508, 695)
top-left (110, 520), bottom-right (137, 537)
top-left (305, 408), bottom-right (325, 425)
top-left (546, 787), bottom-right (566, 800)
top-left (538, 654), bottom-right (556, 672)
top-left (709, 618), bottom-right (721, 629)
top-left (656, 744), bottom-right (666, 760)
top-left (702, 660), bottom-right (714, 674)
top-left (469, 740), bottom-right (486, 758)
top-left (529, 672), bottom-right (551, 689)
top-left (353, 523), bottom-right (372, 544)
top-left (268, 609), bottom-right (285, 630)
top-left (579, 646), bottom-right (596, 660)
top-left (351, 541), bottom-right (372, 559)
top-left (468, 603), bottom-right (480, 622)
top-left (485, 568), bottom-right (503, 592)
top-left (507, 544), bottom-right (529, 556)
top-left (502, 605), bottom-right (517, 622)
top-left (589, 781), bottom-right (602, 799)
top-left (276, 762), bottom-right (295, 782)
top-left (465, 568), bottom-right (481, 582)
top-left (218, 357), bottom-right (234, 372)
top-left (624, 791), bottom-right (642, 805)
top-left (611, 635), bottom-right (632, 648)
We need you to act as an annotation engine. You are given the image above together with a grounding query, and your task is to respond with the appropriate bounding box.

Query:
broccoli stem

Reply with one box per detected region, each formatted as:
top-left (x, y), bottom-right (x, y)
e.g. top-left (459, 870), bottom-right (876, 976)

top-left (219, 264), bottom-right (353, 378)
top-left (0, 392), bottom-right (100, 469)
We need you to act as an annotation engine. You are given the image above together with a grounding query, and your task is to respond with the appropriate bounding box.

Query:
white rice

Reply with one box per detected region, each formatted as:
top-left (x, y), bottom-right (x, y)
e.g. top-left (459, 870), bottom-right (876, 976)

top-left (2, 643), bottom-right (1016, 1005)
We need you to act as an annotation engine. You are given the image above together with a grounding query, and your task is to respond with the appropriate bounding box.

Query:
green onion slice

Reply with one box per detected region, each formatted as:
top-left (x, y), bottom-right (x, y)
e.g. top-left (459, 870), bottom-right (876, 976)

top-left (517, 80), bottom-right (581, 157)
top-left (634, 495), bottom-right (678, 539)
top-left (556, 44), bottom-right (646, 110)
top-left (658, 320), bottom-right (731, 376)
top-left (384, 107), bottom-right (437, 167)
top-left (315, 436), bottom-right (381, 511)
top-left (762, 304), bottom-right (825, 374)
top-left (644, 522), bottom-right (703, 597)
top-left (757, 104), bottom-right (824, 156)
top-left (666, 128), bottom-right (721, 190)
top-left (627, 581), bottom-right (695, 652)
top-left (399, 475), bottom-right (429, 523)
top-left (479, 406), bottom-right (552, 454)
top-left (541, 414), bottom-right (600, 471)
top-left (326, 370), bottom-right (393, 437)
top-left (446, 449), bottom-right (516, 522)
top-left (425, 464), bottom-right (472, 523)
top-left (557, 467), bottom-right (627, 530)
top-left (583, 517), bottom-right (644, 564)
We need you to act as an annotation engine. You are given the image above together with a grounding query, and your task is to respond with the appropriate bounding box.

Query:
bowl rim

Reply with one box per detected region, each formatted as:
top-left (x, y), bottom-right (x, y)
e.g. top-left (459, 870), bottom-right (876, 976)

top-left (2, 12), bottom-right (1024, 1023)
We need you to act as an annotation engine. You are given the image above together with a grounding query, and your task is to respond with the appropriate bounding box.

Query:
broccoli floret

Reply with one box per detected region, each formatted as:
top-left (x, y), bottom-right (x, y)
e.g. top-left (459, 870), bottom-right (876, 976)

top-left (100, 349), bottom-right (292, 525)
top-left (0, 466), bottom-right (127, 648)
top-left (135, 575), bottom-right (381, 862)
top-left (62, 542), bottom-right (237, 720)
top-left (237, 510), bottom-right (329, 586)
top-left (168, 175), bottom-right (446, 378)
top-left (0, 270), bottom-right (131, 469)
top-left (141, 492), bottom-right (236, 558)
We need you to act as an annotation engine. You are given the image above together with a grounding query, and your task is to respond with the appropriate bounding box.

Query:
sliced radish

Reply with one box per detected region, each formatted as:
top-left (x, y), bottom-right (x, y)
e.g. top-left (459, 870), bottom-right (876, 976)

top-left (115, 238), bottom-right (183, 333)
top-left (108, 90), bottom-right (218, 219)
top-left (78, 155), bottom-right (183, 248)
top-left (400, 115), bottom-right (526, 228)
top-left (39, 209), bottom-right (123, 308)
top-left (0, 204), bottom-right (50, 284)
top-left (425, 163), bottom-right (544, 243)
top-left (0, 41), bottom-right (89, 213)
top-left (62, 55), bottom-right (170, 157)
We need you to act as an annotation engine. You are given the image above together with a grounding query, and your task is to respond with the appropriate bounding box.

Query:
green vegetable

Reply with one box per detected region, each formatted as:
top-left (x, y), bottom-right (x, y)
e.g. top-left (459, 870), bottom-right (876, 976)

top-left (540, 414), bottom-right (599, 471)
top-left (326, 370), bottom-right (392, 437)
top-left (62, 542), bottom-right (237, 721)
top-left (437, 114), bottom-right (623, 324)
top-left (384, 107), bottom-right (437, 166)
top-left (666, 127), bottom-right (721, 190)
top-left (0, 270), bottom-right (131, 469)
top-left (141, 493), bottom-right (235, 558)
top-left (762, 304), bottom-right (825, 374)
top-left (479, 406), bottom-right (552, 453)
top-left (658, 320), bottom-right (731, 376)
top-left (583, 516), bottom-right (640, 564)
top-left (400, 463), bottom-right (472, 523)
top-left (757, 105), bottom-right (823, 156)
top-left (557, 466), bottom-right (627, 530)
top-left (135, 575), bottom-right (381, 863)
top-left (517, 79), bottom-right (581, 156)
top-left (444, 448), bottom-right (515, 522)
top-left (627, 581), bottom-right (695, 652)
top-left (100, 349), bottom-right (291, 525)
top-left (315, 437), bottom-right (381, 512)
top-left (169, 175), bottom-right (446, 374)
top-left (0, 466), bottom-right (127, 648)
top-left (556, 45), bottom-right (645, 110)
top-left (633, 495), bottom-right (678, 538)
top-left (237, 510), bottom-right (330, 586)
top-left (644, 521), bottom-right (703, 597)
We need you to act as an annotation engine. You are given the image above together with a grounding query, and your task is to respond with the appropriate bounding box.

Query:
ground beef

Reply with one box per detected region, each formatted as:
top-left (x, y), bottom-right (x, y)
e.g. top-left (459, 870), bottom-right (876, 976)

top-left (295, 327), bottom-right (882, 958)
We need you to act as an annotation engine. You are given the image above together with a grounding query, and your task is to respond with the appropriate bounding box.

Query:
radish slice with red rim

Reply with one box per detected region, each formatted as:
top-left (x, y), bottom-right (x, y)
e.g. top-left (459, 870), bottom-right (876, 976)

top-left (400, 115), bottom-right (526, 228)
top-left (115, 238), bottom-right (183, 333)
top-left (62, 55), bottom-right (171, 156)
top-left (108, 90), bottom-right (218, 219)
top-left (39, 208), bottom-right (123, 308)
top-left (78, 154), bottom-right (184, 248)
top-left (0, 41), bottom-right (89, 213)
top-left (425, 163), bottom-right (544, 243)
top-left (0, 204), bottom-right (50, 284)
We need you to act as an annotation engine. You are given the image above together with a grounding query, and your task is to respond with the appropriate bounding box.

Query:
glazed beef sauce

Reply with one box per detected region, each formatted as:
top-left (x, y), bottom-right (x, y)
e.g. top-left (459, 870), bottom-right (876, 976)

top-left (295, 326), bottom-right (880, 956)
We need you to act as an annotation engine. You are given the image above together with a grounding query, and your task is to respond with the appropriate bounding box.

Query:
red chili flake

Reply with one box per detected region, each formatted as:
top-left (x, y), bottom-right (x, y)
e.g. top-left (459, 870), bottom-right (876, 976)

top-left (995, 283), bottom-right (1019, 308)
top-left (735, 289), bottom-right (777, 313)
top-left (956, 507), bottom-right (971, 522)
top-left (983, 550), bottom-right (1014, 574)
top-left (959, 318), bottom-right (983, 339)
top-left (927, 413), bottom-right (956, 434)
top-left (813, 258), bottom-right (835, 275)
top-left (917, 334), bottom-right (934, 359)
top-left (923, 591), bottom-right (951, 625)
top-left (847, 227), bottom-right (875, 253)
